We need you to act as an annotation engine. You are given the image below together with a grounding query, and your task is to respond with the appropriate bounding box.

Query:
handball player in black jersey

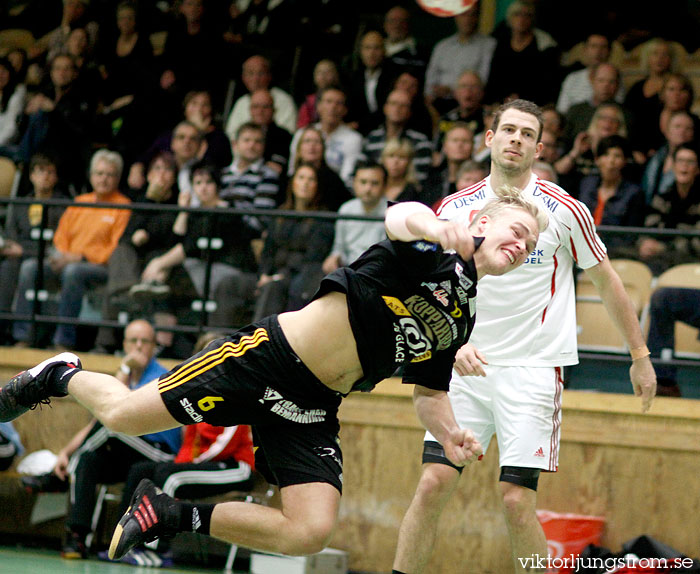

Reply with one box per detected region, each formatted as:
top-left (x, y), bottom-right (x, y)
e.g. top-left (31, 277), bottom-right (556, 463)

top-left (0, 185), bottom-right (546, 561)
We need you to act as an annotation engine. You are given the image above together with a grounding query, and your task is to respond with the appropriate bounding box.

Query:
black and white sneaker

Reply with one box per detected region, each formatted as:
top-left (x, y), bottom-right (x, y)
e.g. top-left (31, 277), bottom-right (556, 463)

top-left (129, 281), bottom-right (170, 302)
top-left (109, 479), bottom-right (179, 561)
top-left (0, 352), bottom-right (81, 422)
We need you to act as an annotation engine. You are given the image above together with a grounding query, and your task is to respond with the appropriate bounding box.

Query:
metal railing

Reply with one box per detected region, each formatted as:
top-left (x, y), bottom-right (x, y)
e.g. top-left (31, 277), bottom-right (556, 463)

top-left (0, 195), bottom-right (698, 376)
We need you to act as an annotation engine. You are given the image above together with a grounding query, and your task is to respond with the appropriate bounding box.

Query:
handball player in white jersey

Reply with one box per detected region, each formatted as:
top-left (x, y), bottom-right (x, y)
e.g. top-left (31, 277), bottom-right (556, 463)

top-left (392, 99), bottom-right (657, 574)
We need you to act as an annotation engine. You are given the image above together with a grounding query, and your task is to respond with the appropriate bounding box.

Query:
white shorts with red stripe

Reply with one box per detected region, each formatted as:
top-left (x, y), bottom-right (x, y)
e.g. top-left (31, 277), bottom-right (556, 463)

top-left (425, 364), bottom-right (563, 471)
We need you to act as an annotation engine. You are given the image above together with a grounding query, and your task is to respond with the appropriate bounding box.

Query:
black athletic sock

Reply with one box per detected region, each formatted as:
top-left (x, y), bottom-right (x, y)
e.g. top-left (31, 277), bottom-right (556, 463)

top-left (392, 570), bottom-right (408, 574)
top-left (178, 501), bottom-right (215, 535)
top-left (51, 364), bottom-right (82, 396)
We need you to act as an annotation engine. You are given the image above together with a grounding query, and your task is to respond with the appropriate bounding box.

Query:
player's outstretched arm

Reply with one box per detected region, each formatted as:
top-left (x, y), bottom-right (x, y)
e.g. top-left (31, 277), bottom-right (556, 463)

top-left (385, 202), bottom-right (475, 261)
top-left (412, 385), bottom-right (483, 466)
top-left (584, 257), bottom-right (657, 412)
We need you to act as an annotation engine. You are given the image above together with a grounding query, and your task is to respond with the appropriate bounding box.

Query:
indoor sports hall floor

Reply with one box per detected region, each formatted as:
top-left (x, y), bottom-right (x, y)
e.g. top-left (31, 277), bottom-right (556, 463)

top-left (0, 546), bottom-right (247, 574)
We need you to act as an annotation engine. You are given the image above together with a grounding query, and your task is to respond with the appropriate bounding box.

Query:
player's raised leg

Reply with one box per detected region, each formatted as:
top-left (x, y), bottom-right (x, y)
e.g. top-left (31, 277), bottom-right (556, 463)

top-left (0, 352), bottom-right (179, 436)
top-left (109, 479), bottom-right (340, 560)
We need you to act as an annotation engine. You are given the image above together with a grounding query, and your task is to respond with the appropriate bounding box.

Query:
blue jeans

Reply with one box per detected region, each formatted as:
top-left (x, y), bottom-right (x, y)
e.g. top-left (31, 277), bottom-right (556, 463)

top-left (646, 287), bottom-right (700, 384)
top-left (13, 257), bottom-right (108, 347)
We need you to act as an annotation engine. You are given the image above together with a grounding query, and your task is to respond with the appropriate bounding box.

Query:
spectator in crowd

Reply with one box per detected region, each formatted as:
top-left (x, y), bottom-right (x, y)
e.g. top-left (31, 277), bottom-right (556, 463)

top-left (471, 103), bottom-right (497, 163)
top-left (578, 135), bottom-right (646, 257)
top-left (361, 89), bottom-right (433, 184)
top-left (556, 102), bottom-right (631, 191)
top-left (638, 72), bottom-right (699, 159)
top-left (562, 62), bottom-right (627, 147)
top-left (225, 54), bottom-right (297, 138)
top-left (422, 123), bottom-right (475, 206)
top-left (0, 422), bottom-right (23, 470)
top-left (224, 0), bottom-right (297, 65)
top-left (485, 0), bottom-right (560, 106)
top-left (12, 150), bottom-right (131, 350)
top-left (220, 122), bottom-right (280, 220)
top-left (249, 89), bottom-right (292, 174)
top-left (288, 87), bottom-right (363, 189)
top-left (646, 286), bottom-right (699, 397)
top-left (455, 158), bottom-right (489, 190)
top-left (63, 26), bottom-right (102, 93)
top-left (380, 138), bottom-right (422, 203)
top-left (0, 57), bottom-right (26, 147)
top-left (538, 129), bottom-right (564, 168)
top-left (624, 38), bottom-right (676, 141)
top-left (641, 110), bottom-right (695, 204)
top-left (137, 161), bottom-right (259, 329)
top-left (531, 159), bottom-right (558, 183)
top-left (556, 32), bottom-right (625, 114)
top-left (345, 29), bottom-right (398, 135)
top-left (296, 59), bottom-right (340, 130)
top-left (28, 319), bottom-right (181, 559)
top-left (424, 3), bottom-right (496, 113)
top-left (637, 143), bottom-right (700, 276)
top-left (392, 70), bottom-right (436, 140)
top-left (94, 1), bottom-right (156, 163)
top-left (128, 120), bottom-right (203, 200)
top-left (0, 153), bottom-right (66, 345)
top-left (158, 0), bottom-right (227, 110)
top-left (321, 160), bottom-right (388, 274)
top-left (383, 5), bottom-right (429, 75)
top-left (288, 126), bottom-right (352, 211)
top-left (253, 163), bottom-right (335, 320)
top-left (28, 0), bottom-right (99, 64)
top-left (6, 49), bottom-right (29, 90)
top-left (126, 92), bottom-right (230, 192)
top-left (541, 103), bottom-right (565, 142)
top-left (434, 70), bottom-right (486, 152)
top-left (95, 152), bottom-right (180, 353)
top-left (3, 53), bottom-right (96, 191)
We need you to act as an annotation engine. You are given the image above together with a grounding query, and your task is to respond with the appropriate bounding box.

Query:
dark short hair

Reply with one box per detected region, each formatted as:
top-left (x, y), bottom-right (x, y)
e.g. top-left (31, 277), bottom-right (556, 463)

top-left (595, 135), bottom-right (631, 159)
top-left (29, 152), bottom-right (57, 173)
top-left (491, 99), bottom-right (544, 142)
top-left (147, 150), bottom-right (177, 174)
top-left (190, 160), bottom-right (221, 188)
top-left (235, 121), bottom-right (264, 141)
top-left (353, 159), bottom-right (387, 183)
top-left (672, 142), bottom-right (699, 161)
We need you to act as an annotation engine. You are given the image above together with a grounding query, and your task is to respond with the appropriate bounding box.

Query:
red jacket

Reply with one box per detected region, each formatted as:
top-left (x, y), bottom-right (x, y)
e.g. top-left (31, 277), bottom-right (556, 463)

top-left (175, 424), bottom-right (255, 469)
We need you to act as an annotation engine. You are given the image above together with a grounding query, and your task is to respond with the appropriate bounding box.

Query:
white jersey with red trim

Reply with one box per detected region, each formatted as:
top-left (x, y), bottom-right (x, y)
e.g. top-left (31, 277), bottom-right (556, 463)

top-left (436, 174), bottom-right (607, 366)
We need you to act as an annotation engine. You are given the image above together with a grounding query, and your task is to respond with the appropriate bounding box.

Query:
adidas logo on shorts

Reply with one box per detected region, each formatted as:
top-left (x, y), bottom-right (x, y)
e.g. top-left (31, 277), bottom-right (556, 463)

top-left (533, 447), bottom-right (545, 458)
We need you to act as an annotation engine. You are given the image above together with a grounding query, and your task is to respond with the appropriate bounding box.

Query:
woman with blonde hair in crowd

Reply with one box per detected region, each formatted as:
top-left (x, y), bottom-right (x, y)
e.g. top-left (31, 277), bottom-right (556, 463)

top-left (624, 38), bottom-right (676, 129)
top-left (380, 138), bottom-right (422, 203)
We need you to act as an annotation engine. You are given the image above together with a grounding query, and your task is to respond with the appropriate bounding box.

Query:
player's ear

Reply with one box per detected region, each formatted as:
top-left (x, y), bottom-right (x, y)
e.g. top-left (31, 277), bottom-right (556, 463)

top-left (476, 214), bottom-right (490, 234)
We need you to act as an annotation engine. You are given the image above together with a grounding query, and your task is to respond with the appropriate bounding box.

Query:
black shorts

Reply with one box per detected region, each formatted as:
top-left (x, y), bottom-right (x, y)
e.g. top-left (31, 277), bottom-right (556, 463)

top-left (158, 315), bottom-right (345, 492)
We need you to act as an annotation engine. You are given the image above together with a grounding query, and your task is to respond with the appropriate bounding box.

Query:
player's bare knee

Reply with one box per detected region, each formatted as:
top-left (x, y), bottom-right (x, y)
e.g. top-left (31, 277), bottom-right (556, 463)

top-left (278, 520), bottom-right (334, 555)
top-left (416, 464), bottom-right (459, 504)
top-left (500, 476), bottom-right (538, 526)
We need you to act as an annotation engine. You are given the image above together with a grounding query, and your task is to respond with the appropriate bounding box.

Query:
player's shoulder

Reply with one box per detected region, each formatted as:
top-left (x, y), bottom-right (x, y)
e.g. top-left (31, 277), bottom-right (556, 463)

top-left (435, 178), bottom-right (490, 216)
top-left (532, 178), bottom-right (595, 227)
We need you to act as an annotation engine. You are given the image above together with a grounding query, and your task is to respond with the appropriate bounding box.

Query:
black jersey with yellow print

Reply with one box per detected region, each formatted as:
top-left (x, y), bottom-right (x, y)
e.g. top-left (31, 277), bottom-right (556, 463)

top-left (313, 237), bottom-right (482, 393)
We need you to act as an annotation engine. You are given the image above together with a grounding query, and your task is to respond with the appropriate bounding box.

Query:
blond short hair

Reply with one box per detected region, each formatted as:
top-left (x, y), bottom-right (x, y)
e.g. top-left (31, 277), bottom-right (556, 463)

top-left (469, 185), bottom-right (549, 233)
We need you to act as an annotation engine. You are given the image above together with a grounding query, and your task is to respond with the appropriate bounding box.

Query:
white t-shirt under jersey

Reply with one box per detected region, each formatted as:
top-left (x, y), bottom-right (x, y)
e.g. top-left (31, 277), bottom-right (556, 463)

top-left (436, 174), bottom-right (606, 367)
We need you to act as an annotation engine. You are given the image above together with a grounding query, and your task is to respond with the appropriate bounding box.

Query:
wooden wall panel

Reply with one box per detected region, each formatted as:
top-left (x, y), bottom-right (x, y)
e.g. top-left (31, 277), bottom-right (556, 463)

top-left (334, 384), bottom-right (700, 573)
